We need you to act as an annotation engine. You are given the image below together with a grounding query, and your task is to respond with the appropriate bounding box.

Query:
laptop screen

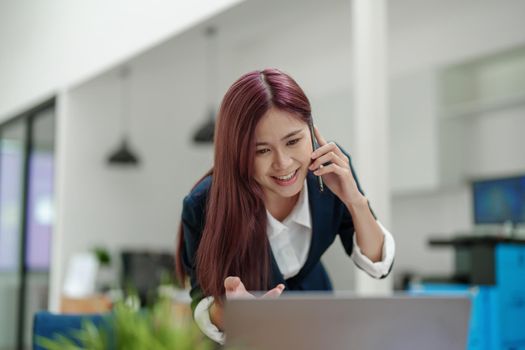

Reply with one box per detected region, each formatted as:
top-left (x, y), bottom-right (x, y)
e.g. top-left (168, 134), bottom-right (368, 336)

top-left (225, 293), bottom-right (470, 350)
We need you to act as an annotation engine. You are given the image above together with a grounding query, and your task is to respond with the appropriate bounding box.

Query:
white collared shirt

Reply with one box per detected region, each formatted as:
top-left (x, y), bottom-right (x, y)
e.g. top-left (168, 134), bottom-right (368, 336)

top-left (266, 179), bottom-right (311, 279)
top-left (194, 180), bottom-right (396, 344)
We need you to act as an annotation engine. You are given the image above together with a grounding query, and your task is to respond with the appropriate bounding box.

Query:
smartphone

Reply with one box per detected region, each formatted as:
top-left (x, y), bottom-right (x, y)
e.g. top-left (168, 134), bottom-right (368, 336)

top-left (308, 118), bottom-right (324, 192)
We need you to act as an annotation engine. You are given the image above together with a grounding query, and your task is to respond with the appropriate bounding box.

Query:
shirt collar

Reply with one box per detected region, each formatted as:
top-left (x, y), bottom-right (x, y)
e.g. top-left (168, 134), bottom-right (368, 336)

top-left (286, 179), bottom-right (311, 229)
top-left (266, 179), bottom-right (312, 236)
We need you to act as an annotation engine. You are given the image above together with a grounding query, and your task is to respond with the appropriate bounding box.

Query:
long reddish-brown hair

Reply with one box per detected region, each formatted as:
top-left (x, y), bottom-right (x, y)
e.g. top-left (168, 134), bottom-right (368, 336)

top-left (176, 68), bottom-right (312, 300)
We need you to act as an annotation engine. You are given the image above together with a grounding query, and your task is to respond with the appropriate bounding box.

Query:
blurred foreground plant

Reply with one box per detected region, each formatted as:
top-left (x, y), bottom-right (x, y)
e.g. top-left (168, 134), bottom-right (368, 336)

top-left (37, 295), bottom-right (214, 350)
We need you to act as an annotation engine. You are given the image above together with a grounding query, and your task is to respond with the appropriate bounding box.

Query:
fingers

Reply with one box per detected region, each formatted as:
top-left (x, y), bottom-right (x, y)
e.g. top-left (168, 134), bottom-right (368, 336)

top-left (225, 276), bottom-right (256, 299)
top-left (309, 150), bottom-right (348, 171)
top-left (312, 141), bottom-right (347, 162)
top-left (312, 163), bottom-right (348, 177)
top-left (224, 276), bottom-right (245, 293)
top-left (225, 277), bottom-right (285, 299)
top-left (262, 284), bottom-right (285, 298)
top-left (312, 127), bottom-right (348, 164)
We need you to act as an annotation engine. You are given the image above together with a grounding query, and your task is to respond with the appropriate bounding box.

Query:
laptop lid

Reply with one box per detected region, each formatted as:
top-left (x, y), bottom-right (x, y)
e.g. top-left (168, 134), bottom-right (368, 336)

top-left (224, 293), bottom-right (470, 350)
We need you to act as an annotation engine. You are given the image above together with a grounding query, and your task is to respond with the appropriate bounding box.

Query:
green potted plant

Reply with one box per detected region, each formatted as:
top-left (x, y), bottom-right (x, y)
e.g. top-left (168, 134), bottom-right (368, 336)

top-left (36, 295), bottom-right (215, 350)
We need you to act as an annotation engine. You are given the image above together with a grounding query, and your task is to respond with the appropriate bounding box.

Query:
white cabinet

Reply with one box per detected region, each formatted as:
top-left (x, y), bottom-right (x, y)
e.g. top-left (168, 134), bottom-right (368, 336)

top-left (440, 46), bottom-right (525, 182)
top-left (390, 46), bottom-right (525, 195)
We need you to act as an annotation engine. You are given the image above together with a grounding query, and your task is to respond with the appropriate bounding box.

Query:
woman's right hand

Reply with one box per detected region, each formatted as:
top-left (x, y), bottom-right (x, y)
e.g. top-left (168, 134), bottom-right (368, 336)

top-left (224, 276), bottom-right (285, 299)
top-left (210, 276), bottom-right (285, 331)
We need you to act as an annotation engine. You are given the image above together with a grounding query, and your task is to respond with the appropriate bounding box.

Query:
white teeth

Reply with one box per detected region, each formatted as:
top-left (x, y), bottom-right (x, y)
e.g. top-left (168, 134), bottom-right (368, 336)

top-left (275, 171), bottom-right (296, 181)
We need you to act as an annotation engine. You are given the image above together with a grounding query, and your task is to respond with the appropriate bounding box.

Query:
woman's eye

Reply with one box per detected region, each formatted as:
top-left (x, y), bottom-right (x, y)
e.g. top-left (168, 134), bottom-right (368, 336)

top-left (256, 148), bottom-right (270, 155)
top-left (287, 138), bottom-right (301, 146)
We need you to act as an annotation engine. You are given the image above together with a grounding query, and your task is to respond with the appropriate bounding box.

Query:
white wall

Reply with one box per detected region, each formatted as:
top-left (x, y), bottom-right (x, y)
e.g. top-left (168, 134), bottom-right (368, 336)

top-left (51, 31), bottom-right (216, 309)
top-left (0, 0), bottom-right (243, 123)
top-left (463, 106), bottom-right (525, 178)
top-left (389, 0), bottom-right (525, 76)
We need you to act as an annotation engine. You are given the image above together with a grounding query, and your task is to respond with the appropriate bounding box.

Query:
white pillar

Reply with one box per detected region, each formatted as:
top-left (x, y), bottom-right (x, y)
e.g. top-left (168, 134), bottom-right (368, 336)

top-left (48, 89), bottom-right (68, 312)
top-left (351, 0), bottom-right (393, 295)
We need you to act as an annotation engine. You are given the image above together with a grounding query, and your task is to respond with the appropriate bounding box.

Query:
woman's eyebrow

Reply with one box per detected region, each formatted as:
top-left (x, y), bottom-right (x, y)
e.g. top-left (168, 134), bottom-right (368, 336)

top-left (256, 129), bottom-right (303, 146)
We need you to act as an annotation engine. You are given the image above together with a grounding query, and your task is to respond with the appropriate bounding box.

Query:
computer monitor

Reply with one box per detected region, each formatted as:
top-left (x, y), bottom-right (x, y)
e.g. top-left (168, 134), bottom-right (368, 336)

top-left (120, 251), bottom-right (174, 305)
top-left (472, 175), bottom-right (525, 225)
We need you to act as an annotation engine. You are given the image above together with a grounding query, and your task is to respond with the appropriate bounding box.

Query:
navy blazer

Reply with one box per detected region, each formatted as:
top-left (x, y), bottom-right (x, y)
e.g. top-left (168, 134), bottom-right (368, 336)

top-left (180, 158), bottom-right (385, 312)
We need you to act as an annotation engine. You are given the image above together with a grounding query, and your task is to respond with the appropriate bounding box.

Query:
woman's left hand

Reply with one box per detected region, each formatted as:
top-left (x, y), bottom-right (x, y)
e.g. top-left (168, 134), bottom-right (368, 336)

top-left (308, 126), bottom-right (364, 206)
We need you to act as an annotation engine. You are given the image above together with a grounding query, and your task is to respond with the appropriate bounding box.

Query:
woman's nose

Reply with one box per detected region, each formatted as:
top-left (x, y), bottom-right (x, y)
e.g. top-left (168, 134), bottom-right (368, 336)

top-left (272, 149), bottom-right (293, 170)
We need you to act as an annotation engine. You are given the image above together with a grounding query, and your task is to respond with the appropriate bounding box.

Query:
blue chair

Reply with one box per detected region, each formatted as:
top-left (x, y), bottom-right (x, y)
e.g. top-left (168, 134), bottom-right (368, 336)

top-left (33, 311), bottom-right (110, 350)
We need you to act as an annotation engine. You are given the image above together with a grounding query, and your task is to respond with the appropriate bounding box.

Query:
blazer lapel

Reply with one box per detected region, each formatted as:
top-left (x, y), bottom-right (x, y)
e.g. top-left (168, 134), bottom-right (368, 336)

top-left (269, 249), bottom-right (287, 288)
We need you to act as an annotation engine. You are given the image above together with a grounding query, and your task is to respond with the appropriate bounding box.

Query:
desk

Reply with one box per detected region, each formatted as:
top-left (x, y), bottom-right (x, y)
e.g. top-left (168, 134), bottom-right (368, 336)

top-left (59, 294), bottom-right (193, 324)
top-left (417, 237), bottom-right (525, 349)
top-left (60, 295), bottom-right (112, 314)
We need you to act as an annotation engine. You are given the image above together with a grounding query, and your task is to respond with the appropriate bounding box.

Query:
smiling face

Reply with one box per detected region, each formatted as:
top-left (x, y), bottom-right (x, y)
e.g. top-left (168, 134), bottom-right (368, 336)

top-left (253, 107), bottom-right (313, 208)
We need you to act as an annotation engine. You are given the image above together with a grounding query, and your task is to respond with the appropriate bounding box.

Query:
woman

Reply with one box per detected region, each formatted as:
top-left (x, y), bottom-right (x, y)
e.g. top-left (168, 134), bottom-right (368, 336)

top-left (176, 68), bottom-right (395, 344)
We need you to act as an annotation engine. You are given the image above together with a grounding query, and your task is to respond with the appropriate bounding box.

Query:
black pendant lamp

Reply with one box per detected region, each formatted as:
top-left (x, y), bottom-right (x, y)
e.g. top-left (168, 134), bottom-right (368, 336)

top-left (193, 26), bottom-right (218, 144)
top-left (107, 65), bottom-right (140, 166)
top-left (107, 138), bottom-right (139, 164)
top-left (193, 109), bottom-right (216, 143)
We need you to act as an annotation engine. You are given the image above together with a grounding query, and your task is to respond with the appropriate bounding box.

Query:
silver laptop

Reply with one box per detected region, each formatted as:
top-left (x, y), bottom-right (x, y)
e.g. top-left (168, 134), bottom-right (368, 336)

top-left (224, 293), bottom-right (470, 350)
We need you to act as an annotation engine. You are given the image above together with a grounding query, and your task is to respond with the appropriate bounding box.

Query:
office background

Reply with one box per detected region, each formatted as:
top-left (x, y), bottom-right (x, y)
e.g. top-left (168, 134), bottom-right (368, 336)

top-left (1, 0), bottom-right (525, 348)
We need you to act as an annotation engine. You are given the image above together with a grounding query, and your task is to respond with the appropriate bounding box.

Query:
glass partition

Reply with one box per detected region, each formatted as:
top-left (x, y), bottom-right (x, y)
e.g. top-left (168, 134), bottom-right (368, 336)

top-left (0, 120), bottom-right (27, 349)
